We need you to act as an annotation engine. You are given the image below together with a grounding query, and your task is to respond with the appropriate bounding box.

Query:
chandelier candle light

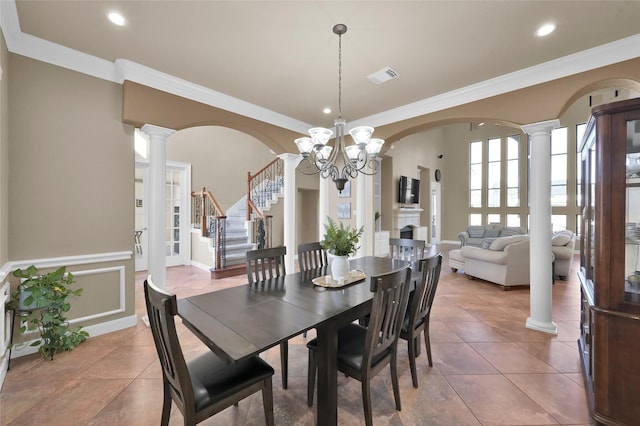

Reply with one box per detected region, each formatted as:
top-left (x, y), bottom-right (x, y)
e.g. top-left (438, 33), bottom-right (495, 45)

top-left (295, 24), bottom-right (384, 192)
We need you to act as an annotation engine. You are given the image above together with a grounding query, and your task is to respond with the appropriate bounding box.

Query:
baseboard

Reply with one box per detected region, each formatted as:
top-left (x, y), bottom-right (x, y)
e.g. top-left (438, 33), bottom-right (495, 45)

top-left (9, 314), bottom-right (138, 359)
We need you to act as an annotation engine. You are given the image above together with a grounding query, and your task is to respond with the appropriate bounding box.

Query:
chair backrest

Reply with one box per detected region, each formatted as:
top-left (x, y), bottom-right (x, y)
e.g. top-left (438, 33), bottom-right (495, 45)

top-left (297, 242), bottom-right (328, 272)
top-left (144, 277), bottom-right (194, 413)
top-left (246, 246), bottom-right (287, 284)
top-left (363, 266), bottom-right (412, 368)
top-left (407, 254), bottom-right (442, 330)
top-left (389, 238), bottom-right (426, 262)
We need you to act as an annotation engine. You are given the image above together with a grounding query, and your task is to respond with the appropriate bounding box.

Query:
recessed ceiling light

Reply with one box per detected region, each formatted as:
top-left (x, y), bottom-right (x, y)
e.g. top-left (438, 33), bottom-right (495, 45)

top-left (535, 23), bottom-right (556, 37)
top-left (323, 107), bottom-right (331, 114)
top-left (108, 12), bottom-right (126, 26)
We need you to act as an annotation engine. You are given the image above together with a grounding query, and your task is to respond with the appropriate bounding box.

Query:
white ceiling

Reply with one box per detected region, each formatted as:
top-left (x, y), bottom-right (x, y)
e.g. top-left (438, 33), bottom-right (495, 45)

top-left (9, 1), bottom-right (640, 130)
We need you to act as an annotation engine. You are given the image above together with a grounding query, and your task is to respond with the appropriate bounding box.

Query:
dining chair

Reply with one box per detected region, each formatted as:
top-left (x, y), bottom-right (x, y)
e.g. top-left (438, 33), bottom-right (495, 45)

top-left (400, 253), bottom-right (442, 388)
top-left (389, 237), bottom-right (426, 262)
top-left (306, 266), bottom-right (412, 426)
top-left (246, 246), bottom-right (287, 284)
top-left (245, 246), bottom-right (291, 389)
top-left (297, 242), bottom-right (328, 338)
top-left (297, 241), bottom-right (328, 272)
top-left (143, 277), bottom-right (275, 426)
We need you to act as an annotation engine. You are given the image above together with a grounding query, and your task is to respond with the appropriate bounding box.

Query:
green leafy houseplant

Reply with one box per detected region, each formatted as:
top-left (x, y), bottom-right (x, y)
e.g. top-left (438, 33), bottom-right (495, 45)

top-left (9, 265), bottom-right (89, 359)
top-left (320, 217), bottom-right (364, 257)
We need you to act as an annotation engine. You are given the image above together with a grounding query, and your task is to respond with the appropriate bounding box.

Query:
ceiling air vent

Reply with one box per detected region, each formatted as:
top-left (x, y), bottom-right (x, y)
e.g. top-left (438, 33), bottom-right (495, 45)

top-left (367, 67), bottom-right (399, 85)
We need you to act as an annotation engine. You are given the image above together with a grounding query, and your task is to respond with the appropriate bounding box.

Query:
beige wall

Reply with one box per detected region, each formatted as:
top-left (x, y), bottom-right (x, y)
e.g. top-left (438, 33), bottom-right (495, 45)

top-left (167, 126), bottom-right (277, 211)
top-left (7, 55), bottom-right (135, 329)
top-left (0, 34), bottom-right (8, 264)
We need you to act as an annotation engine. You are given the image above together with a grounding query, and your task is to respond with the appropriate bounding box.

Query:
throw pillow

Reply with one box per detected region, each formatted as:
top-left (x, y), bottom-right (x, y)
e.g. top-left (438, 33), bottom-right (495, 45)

top-left (552, 230), bottom-right (572, 246)
top-left (484, 229), bottom-right (500, 238)
top-left (468, 226), bottom-right (485, 238)
top-left (482, 238), bottom-right (497, 248)
top-left (489, 235), bottom-right (528, 251)
top-left (500, 227), bottom-right (521, 237)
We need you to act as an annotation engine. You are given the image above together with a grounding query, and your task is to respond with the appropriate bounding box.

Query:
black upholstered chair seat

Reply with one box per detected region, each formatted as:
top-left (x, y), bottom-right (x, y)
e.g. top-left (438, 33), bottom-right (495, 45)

top-left (189, 352), bottom-right (274, 411)
top-left (306, 324), bottom-right (389, 372)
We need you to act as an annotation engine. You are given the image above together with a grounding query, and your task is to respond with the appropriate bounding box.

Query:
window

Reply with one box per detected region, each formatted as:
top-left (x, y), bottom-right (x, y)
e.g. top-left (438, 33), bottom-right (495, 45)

top-left (470, 141), bottom-right (483, 207)
top-left (551, 127), bottom-right (568, 206)
top-left (576, 123), bottom-right (586, 207)
top-left (551, 214), bottom-right (567, 233)
top-left (506, 214), bottom-right (520, 227)
top-left (469, 214), bottom-right (482, 226)
top-left (487, 213), bottom-right (501, 224)
top-left (506, 134), bottom-right (520, 207)
top-left (487, 138), bottom-right (501, 207)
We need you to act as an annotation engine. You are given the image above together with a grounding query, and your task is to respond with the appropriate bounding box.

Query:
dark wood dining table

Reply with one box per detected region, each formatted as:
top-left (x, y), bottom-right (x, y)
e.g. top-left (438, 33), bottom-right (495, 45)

top-left (176, 256), bottom-right (415, 425)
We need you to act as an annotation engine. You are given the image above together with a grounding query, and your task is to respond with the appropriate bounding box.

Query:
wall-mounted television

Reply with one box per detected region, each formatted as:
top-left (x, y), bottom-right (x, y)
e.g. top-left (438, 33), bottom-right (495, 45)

top-left (398, 176), bottom-right (420, 204)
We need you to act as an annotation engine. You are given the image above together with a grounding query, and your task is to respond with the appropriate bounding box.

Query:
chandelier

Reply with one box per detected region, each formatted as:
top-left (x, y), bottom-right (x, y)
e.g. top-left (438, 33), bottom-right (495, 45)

top-left (295, 24), bottom-right (384, 192)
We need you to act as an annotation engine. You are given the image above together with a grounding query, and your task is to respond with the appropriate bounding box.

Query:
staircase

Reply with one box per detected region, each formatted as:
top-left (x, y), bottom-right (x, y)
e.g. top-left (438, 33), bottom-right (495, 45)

top-left (209, 172), bottom-right (284, 279)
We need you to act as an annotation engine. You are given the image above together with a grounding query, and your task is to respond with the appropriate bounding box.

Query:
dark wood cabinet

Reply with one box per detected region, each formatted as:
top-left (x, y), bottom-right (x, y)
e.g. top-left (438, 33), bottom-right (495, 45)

top-left (578, 97), bottom-right (640, 425)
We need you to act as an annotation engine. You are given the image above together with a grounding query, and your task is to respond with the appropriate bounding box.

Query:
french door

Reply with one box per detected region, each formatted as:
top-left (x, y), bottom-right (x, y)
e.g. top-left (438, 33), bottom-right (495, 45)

top-left (135, 160), bottom-right (191, 272)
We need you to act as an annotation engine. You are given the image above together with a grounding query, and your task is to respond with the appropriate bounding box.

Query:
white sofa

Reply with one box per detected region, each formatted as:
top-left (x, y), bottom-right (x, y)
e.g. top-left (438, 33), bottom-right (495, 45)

top-left (551, 230), bottom-right (576, 280)
top-left (459, 235), bottom-right (531, 288)
top-left (457, 224), bottom-right (527, 248)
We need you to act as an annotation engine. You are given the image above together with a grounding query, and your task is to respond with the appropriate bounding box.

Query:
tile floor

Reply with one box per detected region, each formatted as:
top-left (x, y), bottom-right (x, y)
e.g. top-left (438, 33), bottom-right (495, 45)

top-left (0, 244), bottom-right (593, 425)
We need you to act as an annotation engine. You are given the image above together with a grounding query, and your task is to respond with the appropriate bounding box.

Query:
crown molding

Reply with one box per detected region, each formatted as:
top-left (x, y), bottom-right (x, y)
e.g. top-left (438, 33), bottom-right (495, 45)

top-left (1, 0), bottom-right (638, 134)
top-left (350, 33), bottom-right (640, 129)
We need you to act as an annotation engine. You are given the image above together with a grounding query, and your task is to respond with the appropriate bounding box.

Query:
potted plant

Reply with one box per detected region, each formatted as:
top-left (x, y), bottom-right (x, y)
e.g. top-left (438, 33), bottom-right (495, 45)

top-left (320, 217), bottom-right (364, 281)
top-left (9, 265), bottom-right (89, 360)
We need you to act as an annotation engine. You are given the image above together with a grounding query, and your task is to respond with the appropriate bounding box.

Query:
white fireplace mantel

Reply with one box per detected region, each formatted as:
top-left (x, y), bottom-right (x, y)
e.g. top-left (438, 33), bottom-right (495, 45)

top-left (394, 208), bottom-right (423, 230)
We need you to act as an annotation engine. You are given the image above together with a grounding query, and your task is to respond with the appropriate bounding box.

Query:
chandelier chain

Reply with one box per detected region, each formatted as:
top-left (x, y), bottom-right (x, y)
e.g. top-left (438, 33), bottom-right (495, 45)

top-left (337, 31), bottom-right (342, 119)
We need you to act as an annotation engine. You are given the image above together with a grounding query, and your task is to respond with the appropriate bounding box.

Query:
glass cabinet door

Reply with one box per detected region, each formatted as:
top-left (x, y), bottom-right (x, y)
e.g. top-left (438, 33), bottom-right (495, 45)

top-left (625, 118), bottom-right (640, 303)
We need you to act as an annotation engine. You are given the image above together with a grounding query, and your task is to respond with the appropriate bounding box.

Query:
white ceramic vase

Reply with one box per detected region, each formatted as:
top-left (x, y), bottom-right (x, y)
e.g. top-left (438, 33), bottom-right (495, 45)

top-left (331, 255), bottom-right (350, 282)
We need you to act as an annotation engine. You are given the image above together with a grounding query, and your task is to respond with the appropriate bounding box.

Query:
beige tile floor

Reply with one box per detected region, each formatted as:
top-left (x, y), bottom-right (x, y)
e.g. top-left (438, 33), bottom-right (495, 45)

top-left (0, 244), bottom-right (594, 425)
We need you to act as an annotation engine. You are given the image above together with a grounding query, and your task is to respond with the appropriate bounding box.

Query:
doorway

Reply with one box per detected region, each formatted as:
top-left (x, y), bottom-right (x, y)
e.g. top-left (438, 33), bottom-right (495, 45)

top-left (431, 182), bottom-right (441, 244)
top-left (135, 160), bottom-right (191, 272)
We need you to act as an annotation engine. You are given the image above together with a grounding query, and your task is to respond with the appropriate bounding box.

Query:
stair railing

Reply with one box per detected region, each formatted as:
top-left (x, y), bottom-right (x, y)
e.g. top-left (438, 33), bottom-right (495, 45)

top-left (247, 158), bottom-right (283, 248)
top-left (191, 187), bottom-right (226, 270)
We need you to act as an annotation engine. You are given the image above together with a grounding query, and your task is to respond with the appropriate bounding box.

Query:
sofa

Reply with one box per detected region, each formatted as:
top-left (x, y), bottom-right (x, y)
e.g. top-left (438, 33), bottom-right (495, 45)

top-left (459, 235), bottom-right (531, 288)
top-left (457, 224), bottom-right (527, 248)
top-left (551, 230), bottom-right (576, 279)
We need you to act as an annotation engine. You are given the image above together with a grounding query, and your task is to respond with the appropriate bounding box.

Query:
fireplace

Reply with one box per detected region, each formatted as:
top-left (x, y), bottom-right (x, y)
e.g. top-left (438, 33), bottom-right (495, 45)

top-left (400, 225), bottom-right (414, 239)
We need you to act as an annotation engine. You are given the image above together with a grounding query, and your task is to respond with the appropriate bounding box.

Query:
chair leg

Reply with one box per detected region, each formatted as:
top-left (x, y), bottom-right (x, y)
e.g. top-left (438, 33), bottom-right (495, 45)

top-left (262, 376), bottom-right (275, 426)
top-left (390, 352), bottom-right (402, 411)
top-left (408, 334), bottom-right (419, 388)
top-left (307, 349), bottom-right (316, 406)
top-left (280, 341), bottom-right (288, 389)
top-left (362, 379), bottom-right (373, 426)
top-left (161, 382), bottom-right (172, 426)
top-left (424, 321), bottom-right (433, 367)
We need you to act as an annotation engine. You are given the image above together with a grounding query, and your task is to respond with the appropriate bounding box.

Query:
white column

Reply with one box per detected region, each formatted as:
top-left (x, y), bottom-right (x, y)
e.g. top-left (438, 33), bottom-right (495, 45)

top-left (318, 177), bottom-right (329, 241)
top-left (356, 173), bottom-right (375, 257)
top-left (141, 124), bottom-right (175, 290)
top-left (279, 153), bottom-right (302, 272)
top-left (522, 119), bottom-right (559, 335)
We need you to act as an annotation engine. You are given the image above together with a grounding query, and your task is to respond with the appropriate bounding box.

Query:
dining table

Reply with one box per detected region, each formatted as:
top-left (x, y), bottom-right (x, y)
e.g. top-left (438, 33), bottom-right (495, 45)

top-left (176, 255), bottom-right (416, 425)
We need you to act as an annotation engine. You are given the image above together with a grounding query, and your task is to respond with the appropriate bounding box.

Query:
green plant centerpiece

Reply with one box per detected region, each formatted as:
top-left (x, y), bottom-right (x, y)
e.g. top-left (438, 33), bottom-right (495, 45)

top-left (9, 265), bottom-right (89, 360)
top-left (320, 217), bottom-right (364, 281)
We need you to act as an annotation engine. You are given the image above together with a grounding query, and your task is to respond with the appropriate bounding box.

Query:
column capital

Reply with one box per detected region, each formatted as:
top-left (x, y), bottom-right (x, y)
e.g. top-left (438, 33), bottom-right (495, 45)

top-left (278, 152), bottom-right (303, 167)
top-left (521, 119), bottom-right (560, 137)
top-left (141, 124), bottom-right (175, 139)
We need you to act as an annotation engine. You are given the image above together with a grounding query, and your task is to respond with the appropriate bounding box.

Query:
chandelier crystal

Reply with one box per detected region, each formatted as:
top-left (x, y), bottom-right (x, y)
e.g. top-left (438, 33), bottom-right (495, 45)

top-left (296, 24), bottom-right (384, 192)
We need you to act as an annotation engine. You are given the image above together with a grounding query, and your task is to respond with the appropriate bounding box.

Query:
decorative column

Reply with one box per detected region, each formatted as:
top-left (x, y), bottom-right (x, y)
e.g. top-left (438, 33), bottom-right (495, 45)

top-left (522, 119), bottom-right (559, 335)
top-left (279, 153), bottom-right (302, 272)
top-left (356, 173), bottom-right (375, 257)
top-left (141, 124), bottom-right (175, 290)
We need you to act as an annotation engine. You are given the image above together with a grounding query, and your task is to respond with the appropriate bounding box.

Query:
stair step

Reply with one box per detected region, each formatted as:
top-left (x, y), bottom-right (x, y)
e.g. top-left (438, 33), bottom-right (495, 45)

top-left (210, 263), bottom-right (246, 279)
